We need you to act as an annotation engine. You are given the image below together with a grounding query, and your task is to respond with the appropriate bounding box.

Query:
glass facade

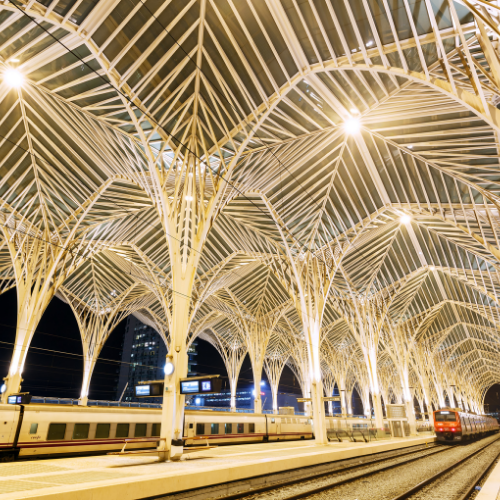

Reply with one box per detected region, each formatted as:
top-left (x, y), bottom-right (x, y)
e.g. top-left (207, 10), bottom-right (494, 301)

top-left (116, 316), bottom-right (197, 402)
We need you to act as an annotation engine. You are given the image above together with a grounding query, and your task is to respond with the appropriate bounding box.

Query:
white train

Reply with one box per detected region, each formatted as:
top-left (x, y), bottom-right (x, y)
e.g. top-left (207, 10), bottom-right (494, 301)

top-left (0, 403), bottom-right (384, 460)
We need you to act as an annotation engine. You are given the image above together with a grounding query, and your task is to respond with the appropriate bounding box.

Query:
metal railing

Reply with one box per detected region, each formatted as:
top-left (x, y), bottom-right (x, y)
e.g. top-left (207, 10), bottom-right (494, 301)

top-left (31, 396), bottom-right (162, 408)
top-left (31, 397), bottom-right (310, 414)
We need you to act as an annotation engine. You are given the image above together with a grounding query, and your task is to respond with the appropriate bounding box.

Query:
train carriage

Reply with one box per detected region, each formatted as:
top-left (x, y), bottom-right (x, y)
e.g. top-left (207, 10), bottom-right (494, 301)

top-left (0, 402), bottom-right (387, 460)
top-left (433, 408), bottom-right (499, 442)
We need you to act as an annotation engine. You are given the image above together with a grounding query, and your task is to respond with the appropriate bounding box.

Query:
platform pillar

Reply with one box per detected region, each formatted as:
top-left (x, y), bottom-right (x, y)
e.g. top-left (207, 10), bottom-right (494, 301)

top-left (252, 368), bottom-right (262, 413)
top-left (372, 392), bottom-right (384, 430)
top-left (79, 357), bottom-right (97, 406)
top-left (158, 344), bottom-right (189, 461)
top-left (311, 379), bottom-right (328, 444)
top-left (1, 309), bottom-right (41, 403)
top-left (157, 270), bottom-right (193, 462)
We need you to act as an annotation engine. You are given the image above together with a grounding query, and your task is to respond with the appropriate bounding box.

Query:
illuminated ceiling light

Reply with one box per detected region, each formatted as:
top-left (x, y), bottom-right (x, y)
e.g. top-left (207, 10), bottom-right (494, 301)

top-left (400, 214), bottom-right (411, 224)
top-left (185, 195), bottom-right (193, 201)
top-left (366, 40), bottom-right (373, 47)
top-left (3, 67), bottom-right (23, 87)
top-left (164, 361), bottom-right (175, 376)
top-left (408, 144), bottom-right (413, 149)
top-left (344, 117), bottom-right (361, 135)
top-left (429, 266), bottom-right (435, 271)
top-left (350, 108), bottom-right (359, 114)
top-left (9, 58), bottom-right (19, 63)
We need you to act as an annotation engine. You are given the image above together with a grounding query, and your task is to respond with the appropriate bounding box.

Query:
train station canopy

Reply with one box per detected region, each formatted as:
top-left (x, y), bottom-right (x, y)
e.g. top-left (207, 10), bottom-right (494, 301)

top-left (1, 0), bottom-right (500, 408)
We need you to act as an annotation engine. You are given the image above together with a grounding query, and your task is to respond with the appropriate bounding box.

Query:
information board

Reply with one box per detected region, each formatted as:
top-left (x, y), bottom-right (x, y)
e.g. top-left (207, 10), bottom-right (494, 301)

top-left (180, 380), bottom-right (200, 393)
top-left (180, 377), bottom-right (222, 395)
top-left (134, 382), bottom-right (163, 397)
top-left (7, 394), bottom-right (32, 405)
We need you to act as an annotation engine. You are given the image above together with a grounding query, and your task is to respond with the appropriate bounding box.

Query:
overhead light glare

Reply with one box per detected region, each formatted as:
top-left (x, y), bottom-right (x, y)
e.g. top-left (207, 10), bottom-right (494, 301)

top-left (366, 40), bottom-right (373, 47)
top-left (344, 117), bottom-right (361, 135)
top-left (185, 195), bottom-right (193, 201)
top-left (429, 265), bottom-right (435, 271)
top-left (350, 108), bottom-right (359, 114)
top-left (408, 144), bottom-right (413, 149)
top-left (400, 214), bottom-right (411, 224)
top-left (4, 68), bottom-right (23, 88)
top-left (164, 361), bottom-right (175, 376)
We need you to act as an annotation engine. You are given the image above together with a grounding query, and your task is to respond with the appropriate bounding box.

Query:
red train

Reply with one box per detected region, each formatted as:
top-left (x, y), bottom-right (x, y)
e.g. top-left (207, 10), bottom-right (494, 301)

top-left (433, 409), bottom-right (499, 442)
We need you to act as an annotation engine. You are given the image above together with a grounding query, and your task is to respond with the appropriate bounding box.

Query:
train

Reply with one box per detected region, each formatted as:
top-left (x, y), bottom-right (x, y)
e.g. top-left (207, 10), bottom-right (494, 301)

top-left (0, 402), bottom-right (384, 460)
top-left (433, 408), bottom-right (499, 442)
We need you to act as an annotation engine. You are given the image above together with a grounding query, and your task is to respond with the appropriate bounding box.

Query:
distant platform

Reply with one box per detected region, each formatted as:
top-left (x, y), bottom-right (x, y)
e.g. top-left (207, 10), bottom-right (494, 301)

top-left (0, 435), bottom-right (435, 500)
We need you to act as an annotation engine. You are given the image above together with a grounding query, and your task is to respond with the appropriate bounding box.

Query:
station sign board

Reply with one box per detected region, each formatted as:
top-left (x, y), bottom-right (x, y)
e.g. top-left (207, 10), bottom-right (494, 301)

top-left (179, 377), bottom-right (222, 395)
top-left (323, 397), bottom-right (341, 402)
top-left (134, 376), bottom-right (222, 397)
top-left (7, 393), bottom-right (32, 405)
top-left (134, 382), bottom-right (163, 398)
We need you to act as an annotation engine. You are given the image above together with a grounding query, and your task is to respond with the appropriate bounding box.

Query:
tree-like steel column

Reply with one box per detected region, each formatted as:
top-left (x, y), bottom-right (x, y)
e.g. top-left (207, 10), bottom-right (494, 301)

top-left (201, 330), bottom-right (246, 412)
top-left (264, 336), bottom-right (289, 414)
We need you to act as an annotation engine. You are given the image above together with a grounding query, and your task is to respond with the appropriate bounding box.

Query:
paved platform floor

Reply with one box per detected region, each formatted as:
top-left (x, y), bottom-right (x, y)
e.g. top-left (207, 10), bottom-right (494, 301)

top-left (0, 436), bottom-right (435, 500)
top-left (475, 457), bottom-right (500, 500)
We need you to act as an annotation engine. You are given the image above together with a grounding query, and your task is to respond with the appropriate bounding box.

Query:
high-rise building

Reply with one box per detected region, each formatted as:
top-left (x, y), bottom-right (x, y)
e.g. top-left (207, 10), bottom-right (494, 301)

top-left (116, 316), bottom-right (197, 402)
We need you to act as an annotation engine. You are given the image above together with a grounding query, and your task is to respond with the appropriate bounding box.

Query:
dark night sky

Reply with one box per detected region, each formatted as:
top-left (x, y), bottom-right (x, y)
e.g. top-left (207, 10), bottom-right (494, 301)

top-left (0, 288), bottom-right (302, 401)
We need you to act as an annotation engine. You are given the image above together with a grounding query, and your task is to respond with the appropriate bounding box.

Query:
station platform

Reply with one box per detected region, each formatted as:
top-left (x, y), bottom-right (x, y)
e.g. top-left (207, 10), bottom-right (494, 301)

top-left (0, 435), bottom-right (435, 500)
top-left (475, 458), bottom-right (500, 499)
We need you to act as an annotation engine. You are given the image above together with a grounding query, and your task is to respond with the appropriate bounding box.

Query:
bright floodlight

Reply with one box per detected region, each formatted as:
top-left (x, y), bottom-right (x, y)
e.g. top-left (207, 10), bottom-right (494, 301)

top-left (400, 214), bottom-right (411, 224)
top-left (344, 117), bottom-right (360, 135)
top-left (164, 361), bottom-right (175, 376)
top-left (0, 384), bottom-right (5, 394)
top-left (4, 68), bottom-right (23, 87)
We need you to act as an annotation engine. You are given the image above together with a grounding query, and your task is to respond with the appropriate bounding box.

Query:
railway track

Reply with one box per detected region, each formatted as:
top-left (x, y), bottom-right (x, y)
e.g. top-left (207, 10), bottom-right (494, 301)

top-left (389, 436), bottom-right (500, 500)
top-left (209, 436), bottom-right (500, 500)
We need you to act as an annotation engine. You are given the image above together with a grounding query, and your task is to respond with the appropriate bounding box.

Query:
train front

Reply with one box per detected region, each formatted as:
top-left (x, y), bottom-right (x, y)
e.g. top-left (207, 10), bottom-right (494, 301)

top-left (433, 410), bottom-right (461, 442)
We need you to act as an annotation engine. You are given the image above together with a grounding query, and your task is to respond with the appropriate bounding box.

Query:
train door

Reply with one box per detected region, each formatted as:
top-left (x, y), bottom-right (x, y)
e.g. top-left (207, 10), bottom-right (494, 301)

top-left (276, 418), bottom-right (281, 437)
top-left (186, 417), bottom-right (195, 438)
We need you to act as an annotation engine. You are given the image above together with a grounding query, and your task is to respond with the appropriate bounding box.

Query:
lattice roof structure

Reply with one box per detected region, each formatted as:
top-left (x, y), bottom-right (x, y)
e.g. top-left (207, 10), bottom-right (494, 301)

top-left (1, 0), bottom-right (500, 435)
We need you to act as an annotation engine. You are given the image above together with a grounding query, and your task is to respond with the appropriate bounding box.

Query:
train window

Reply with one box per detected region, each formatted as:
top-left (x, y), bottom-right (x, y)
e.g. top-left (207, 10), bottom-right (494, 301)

top-left (73, 424), bottom-right (90, 439)
top-left (116, 423), bottom-right (130, 438)
top-left (225, 423), bottom-right (232, 434)
top-left (96, 424), bottom-right (110, 439)
top-left (47, 423), bottom-right (66, 440)
top-left (196, 423), bottom-right (205, 435)
top-left (237, 423), bottom-right (244, 433)
top-left (211, 423), bottom-right (219, 434)
top-left (435, 412), bottom-right (456, 422)
top-left (29, 423), bottom-right (38, 434)
top-left (249, 423), bottom-right (255, 433)
top-left (152, 423), bottom-right (161, 436)
top-left (134, 424), bottom-right (147, 437)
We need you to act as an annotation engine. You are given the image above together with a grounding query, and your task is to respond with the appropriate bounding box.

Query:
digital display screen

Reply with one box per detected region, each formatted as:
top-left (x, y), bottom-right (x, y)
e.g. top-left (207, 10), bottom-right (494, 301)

top-left (180, 380), bottom-right (200, 393)
top-left (135, 385), bottom-right (151, 397)
top-left (201, 380), bottom-right (212, 392)
top-left (7, 396), bottom-right (17, 404)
